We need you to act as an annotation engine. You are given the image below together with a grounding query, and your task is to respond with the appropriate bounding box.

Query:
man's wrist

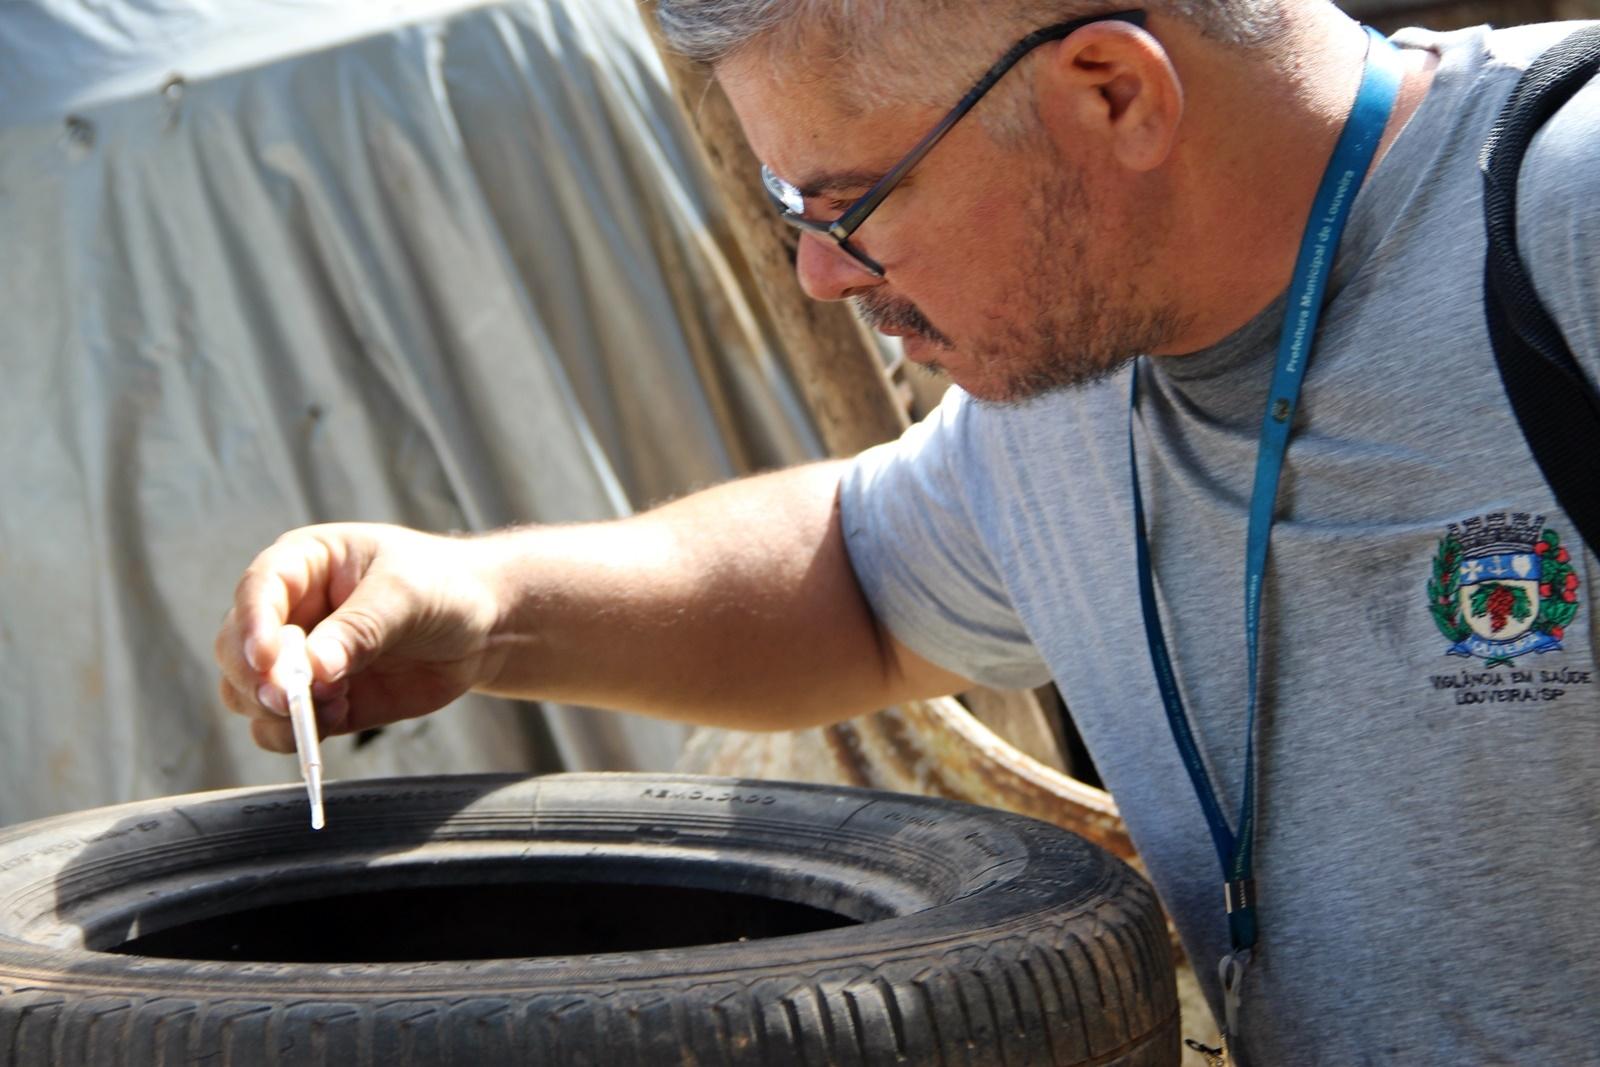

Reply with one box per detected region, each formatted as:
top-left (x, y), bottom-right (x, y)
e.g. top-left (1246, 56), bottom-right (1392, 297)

top-left (465, 525), bottom-right (561, 698)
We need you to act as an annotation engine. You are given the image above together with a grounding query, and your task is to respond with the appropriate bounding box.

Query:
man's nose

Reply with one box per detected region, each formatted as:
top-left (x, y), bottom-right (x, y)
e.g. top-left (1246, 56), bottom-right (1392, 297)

top-left (794, 235), bottom-right (883, 302)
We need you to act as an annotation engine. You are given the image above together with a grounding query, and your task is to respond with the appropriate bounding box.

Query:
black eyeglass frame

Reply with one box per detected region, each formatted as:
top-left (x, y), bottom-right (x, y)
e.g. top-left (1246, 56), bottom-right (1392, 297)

top-left (761, 9), bottom-right (1149, 278)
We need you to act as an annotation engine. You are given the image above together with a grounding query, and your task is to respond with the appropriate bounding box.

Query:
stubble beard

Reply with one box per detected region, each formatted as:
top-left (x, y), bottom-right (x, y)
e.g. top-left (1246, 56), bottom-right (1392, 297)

top-left (853, 159), bottom-right (1186, 406)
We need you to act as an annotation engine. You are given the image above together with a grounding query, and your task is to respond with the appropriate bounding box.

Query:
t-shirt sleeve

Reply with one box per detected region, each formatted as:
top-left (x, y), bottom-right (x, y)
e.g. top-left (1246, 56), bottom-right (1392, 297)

top-left (1516, 60), bottom-right (1600, 384)
top-left (838, 388), bottom-right (1052, 690)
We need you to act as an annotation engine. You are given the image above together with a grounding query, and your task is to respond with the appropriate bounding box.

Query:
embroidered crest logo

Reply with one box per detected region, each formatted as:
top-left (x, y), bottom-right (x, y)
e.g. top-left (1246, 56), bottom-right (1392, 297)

top-left (1428, 513), bottom-right (1583, 667)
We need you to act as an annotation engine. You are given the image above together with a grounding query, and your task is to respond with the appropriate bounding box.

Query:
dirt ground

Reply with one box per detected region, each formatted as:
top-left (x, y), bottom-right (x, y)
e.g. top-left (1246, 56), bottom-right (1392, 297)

top-left (1177, 958), bottom-right (1222, 1066)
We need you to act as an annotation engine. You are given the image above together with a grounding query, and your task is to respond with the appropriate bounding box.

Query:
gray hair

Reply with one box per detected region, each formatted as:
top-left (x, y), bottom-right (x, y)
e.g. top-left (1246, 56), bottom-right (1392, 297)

top-left (657, 1), bottom-right (1287, 67)
top-left (656, 1), bottom-right (1287, 133)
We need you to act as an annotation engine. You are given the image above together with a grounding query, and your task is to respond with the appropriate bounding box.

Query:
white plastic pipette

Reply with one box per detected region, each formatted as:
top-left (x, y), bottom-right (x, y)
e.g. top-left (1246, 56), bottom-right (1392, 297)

top-left (271, 625), bottom-right (326, 829)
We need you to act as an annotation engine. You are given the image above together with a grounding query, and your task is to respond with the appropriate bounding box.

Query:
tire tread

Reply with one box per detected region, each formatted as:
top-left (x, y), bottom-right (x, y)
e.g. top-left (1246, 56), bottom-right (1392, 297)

top-left (0, 776), bottom-right (1178, 1065)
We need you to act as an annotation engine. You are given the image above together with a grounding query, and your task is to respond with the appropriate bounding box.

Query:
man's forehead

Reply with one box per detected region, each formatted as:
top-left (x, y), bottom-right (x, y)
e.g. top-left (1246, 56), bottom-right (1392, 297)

top-left (717, 49), bottom-right (924, 193)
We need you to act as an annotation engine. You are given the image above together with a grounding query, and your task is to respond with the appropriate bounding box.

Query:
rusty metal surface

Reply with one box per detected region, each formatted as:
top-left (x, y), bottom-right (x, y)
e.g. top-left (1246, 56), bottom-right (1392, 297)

top-left (677, 697), bottom-right (1134, 861)
top-left (959, 686), bottom-right (1069, 773)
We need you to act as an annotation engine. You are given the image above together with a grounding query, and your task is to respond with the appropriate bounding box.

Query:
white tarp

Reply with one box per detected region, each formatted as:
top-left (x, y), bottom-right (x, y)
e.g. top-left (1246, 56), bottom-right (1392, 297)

top-left (0, 0), bottom-right (820, 825)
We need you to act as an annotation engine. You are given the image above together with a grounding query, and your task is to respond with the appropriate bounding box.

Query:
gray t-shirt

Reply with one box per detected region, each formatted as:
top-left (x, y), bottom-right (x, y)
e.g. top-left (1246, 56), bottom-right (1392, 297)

top-left (840, 24), bottom-right (1600, 1065)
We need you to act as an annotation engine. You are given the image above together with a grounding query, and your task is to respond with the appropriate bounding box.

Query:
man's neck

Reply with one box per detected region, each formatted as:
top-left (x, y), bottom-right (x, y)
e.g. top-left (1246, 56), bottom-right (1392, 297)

top-left (1150, 8), bottom-right (1438, 356)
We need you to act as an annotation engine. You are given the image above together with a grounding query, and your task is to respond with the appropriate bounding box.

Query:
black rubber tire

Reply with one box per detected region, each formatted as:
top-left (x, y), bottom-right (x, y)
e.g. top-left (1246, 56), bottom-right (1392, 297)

top-left (0, 773), bottom-right (1178, 1066)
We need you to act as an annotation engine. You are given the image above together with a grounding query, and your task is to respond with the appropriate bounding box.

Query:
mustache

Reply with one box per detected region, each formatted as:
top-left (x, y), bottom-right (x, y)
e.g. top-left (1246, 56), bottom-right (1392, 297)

top-left (851, 292), bottom-right (954, 348)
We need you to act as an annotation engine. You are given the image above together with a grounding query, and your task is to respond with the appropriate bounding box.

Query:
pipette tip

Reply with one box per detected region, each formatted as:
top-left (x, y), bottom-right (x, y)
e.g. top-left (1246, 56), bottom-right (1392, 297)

top-left (308, 766), bottom-right (325, 830)
top-left (274, 625), bottom-right (329, 830)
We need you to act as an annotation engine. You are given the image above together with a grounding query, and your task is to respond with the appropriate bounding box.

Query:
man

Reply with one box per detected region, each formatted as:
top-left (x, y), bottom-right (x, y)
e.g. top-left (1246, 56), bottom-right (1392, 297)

top-left (216, 1), bottom-right (1599, 1061)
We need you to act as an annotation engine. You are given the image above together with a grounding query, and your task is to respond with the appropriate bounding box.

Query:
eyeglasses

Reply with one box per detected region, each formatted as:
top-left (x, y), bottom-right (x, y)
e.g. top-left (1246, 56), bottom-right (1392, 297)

top-left (760, 9), bottom-right (1148, 278)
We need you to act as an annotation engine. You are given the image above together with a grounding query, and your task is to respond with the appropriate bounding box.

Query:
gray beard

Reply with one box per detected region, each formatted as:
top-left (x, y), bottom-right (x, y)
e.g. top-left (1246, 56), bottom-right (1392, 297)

top-left (853, 160), bottom-right (1187, 406)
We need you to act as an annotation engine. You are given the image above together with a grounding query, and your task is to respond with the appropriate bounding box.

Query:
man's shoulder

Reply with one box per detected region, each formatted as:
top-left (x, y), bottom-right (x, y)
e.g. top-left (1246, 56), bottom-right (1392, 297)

top-left (1398, 20), bottom-right (1599, 110)
top-left (1519, 61), bottom-right (1600, 293)
top-left (1480, 20), bottom-right (1598, 68)
top-left (1483, 20), bottom-right (1600, 184)
top-left (1394, 20), bottom-right (1579, 71)
top-left (1382, 22), bottom-right (1596, 212)
top-left (1509, 23), bottom-right (1600, 378)
top-left (1515, 24), bottom-right (1600, 187)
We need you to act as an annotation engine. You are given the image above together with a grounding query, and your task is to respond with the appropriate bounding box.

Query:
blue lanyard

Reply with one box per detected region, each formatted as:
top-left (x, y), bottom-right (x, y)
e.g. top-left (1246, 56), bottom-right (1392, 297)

top-left (1128, 26), bottom-right (1404, 1048)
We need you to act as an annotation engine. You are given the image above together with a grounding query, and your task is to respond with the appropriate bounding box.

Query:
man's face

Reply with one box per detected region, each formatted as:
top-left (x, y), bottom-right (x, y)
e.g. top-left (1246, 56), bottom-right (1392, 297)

top-left (720, 48), bottom-right (1185, 405)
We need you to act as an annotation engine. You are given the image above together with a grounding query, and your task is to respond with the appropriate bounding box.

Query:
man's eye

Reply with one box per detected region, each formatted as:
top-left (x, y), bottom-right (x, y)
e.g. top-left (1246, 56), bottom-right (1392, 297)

top-left (809, 194), bottom-right (867, 219)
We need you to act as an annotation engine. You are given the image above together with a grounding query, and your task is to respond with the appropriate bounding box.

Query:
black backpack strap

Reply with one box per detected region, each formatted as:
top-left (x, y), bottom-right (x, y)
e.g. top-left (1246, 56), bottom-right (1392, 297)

top-left (1480, 25), bottom-right (1600, 556)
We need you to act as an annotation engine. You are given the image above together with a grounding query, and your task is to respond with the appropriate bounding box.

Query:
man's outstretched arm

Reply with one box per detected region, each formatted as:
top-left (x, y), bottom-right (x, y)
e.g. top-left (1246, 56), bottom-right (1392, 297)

top-left (215, 461), bottom-right (971, 752)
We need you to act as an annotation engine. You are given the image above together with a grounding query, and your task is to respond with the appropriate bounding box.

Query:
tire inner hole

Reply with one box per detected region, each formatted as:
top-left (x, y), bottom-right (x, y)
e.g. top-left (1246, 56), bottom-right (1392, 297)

top-left (108, 877), bottom-right (862, 963)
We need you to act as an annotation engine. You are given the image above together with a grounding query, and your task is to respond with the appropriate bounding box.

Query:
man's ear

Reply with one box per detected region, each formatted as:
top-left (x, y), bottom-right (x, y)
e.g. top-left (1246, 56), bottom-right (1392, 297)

top-left (1035, 21), bottom-right (1184, 172)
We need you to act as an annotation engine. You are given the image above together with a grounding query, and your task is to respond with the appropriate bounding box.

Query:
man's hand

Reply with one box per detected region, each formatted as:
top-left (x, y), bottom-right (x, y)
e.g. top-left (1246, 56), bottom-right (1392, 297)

top-left (215, 524), bottom-right (503, 753)
top-left (217, 464), bottom-right (971, 753)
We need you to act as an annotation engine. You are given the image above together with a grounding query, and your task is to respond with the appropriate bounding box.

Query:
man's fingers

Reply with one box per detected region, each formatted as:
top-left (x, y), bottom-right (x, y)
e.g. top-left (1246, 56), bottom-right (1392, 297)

top-left (214, 607), bottom-right (252, 690)
top-left (216, 524), bottom-right (405, 756)
top-left (250, 716), bottom-right (297, 754)
top-left (225, 673), bottom-right (352, 753)
top-left (216, 523), bottom-right (457, 755)
top-left (233, 563), bottom-right (292, 672)
top-left (311, 678), bottom-right (349, 703)
top-left (230, 532), bottom-right (351, 678)
top-left (217, 620), bottom-right (290, 719)
top-left (306, 631), bottom-right (350, 683)
top-left (303, 573), bottom-right (412, 684)
top-left (318, 695), bottom-right (352, 736)
top-left (218, 530), bottom-right (359, 701)
top-left (219, 676), bottom-right (287, 722)
top-left (218, 676), bottom-right (250, 718)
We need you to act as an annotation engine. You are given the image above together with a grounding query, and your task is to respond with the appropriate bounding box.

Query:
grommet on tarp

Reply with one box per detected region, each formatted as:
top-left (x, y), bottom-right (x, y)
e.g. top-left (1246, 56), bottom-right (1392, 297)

top-left (63, 115), bottom-right (94, 153)
top-left (161, 74), bottom-right (186, 129)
